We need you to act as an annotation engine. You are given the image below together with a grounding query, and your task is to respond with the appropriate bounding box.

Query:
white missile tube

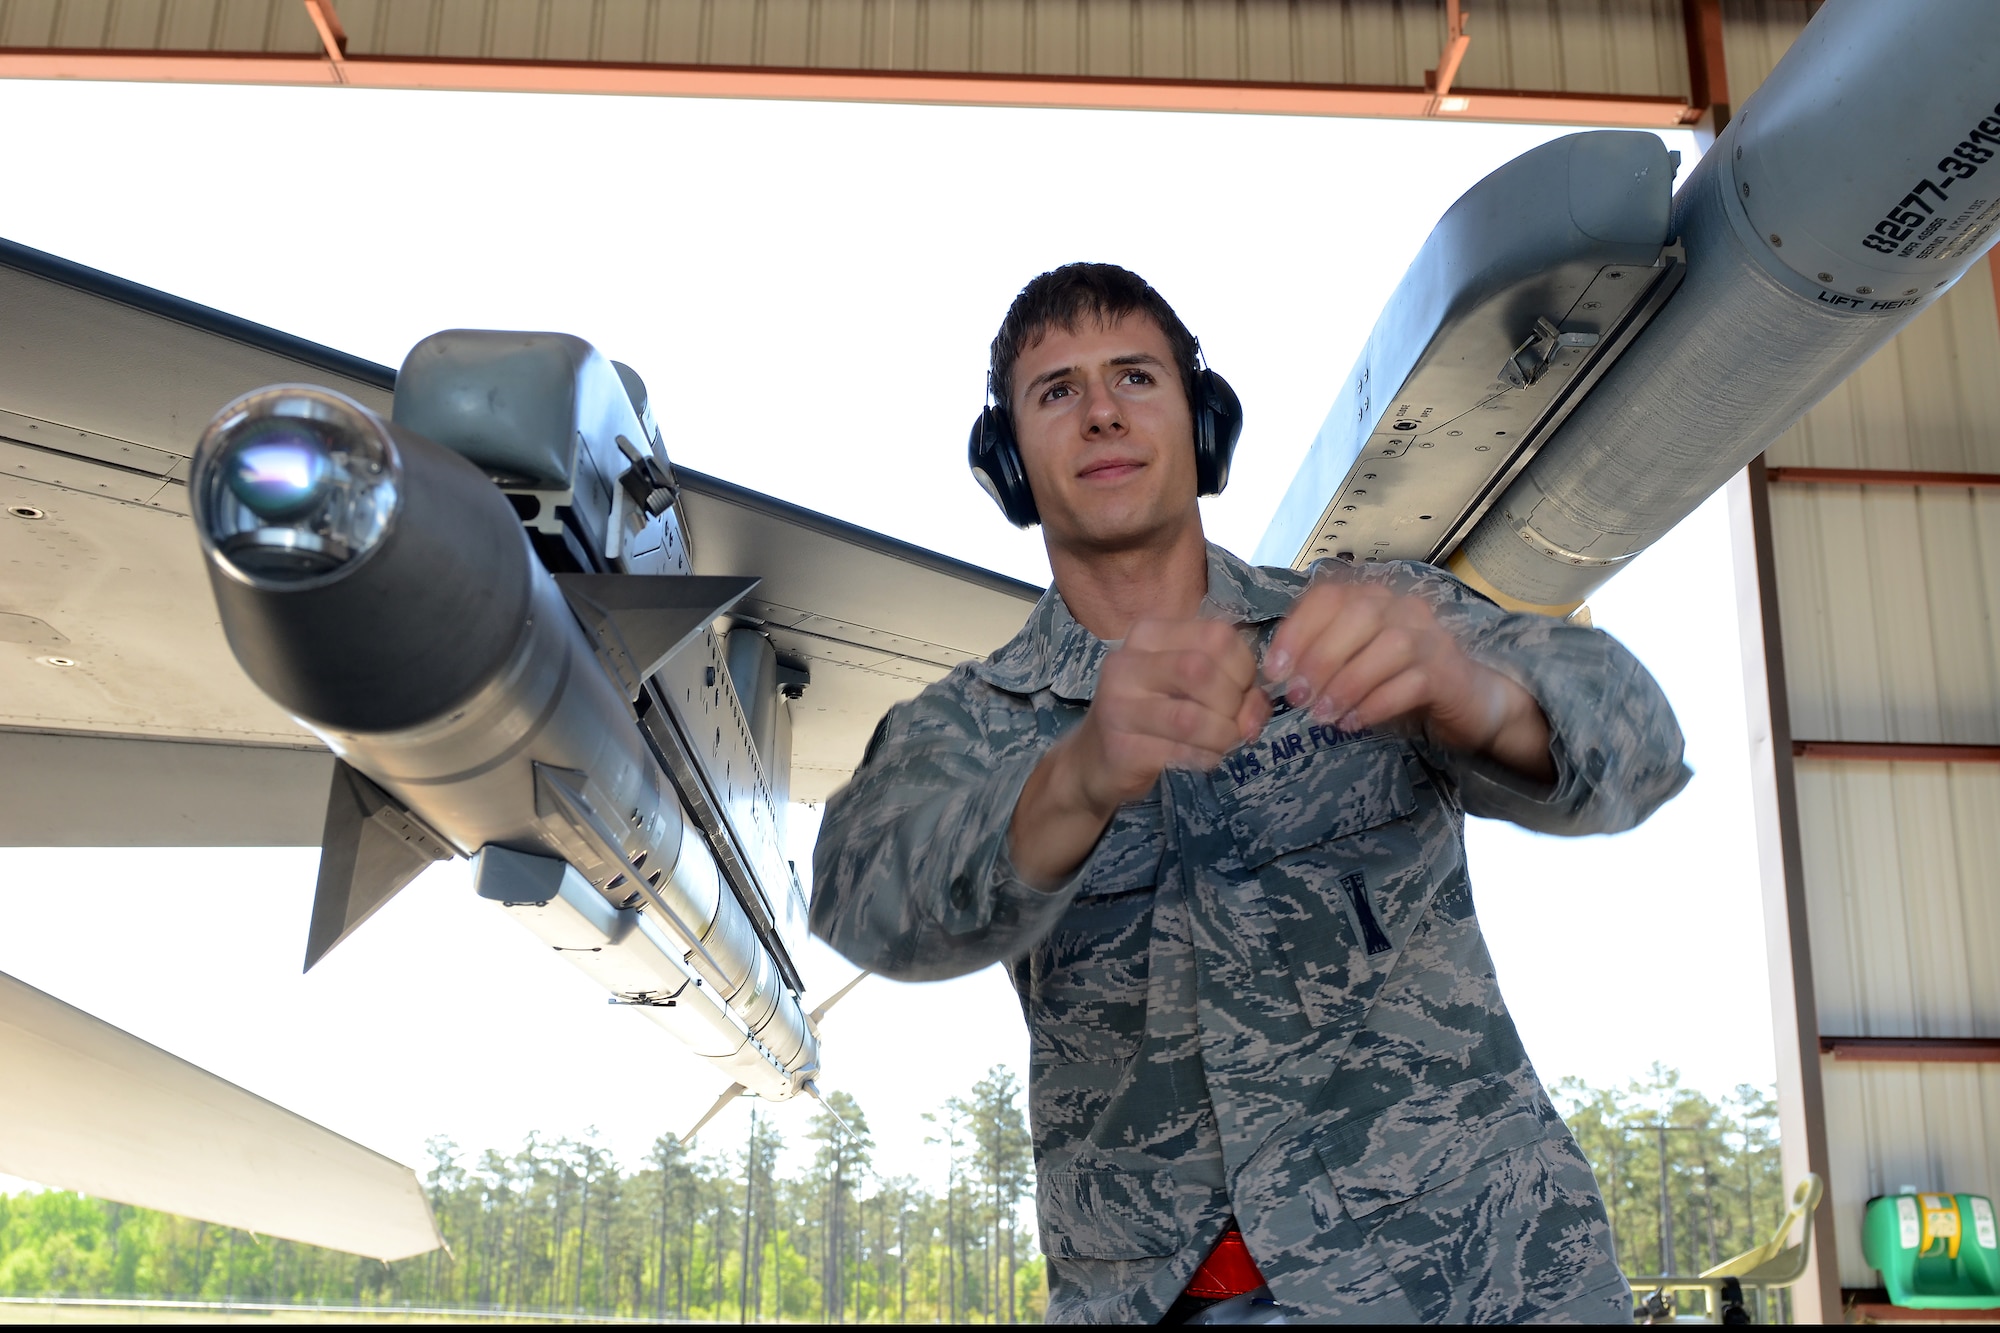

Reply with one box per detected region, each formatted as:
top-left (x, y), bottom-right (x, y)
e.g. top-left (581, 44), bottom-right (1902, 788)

top-left (1452, 0), bottom-right (2000, 614)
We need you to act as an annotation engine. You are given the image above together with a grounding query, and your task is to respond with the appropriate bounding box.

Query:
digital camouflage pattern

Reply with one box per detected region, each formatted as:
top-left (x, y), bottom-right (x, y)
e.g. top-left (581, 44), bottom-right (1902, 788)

top-left (811, 545), bottom-right (1690, 1324)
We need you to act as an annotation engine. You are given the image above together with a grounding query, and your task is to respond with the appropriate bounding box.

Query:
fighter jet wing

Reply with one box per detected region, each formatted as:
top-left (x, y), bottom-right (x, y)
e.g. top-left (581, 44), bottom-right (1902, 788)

top-left (0, 236), bottom-right (1039, 843)
top-left (0, 968), bottom-right (441, 1261)
top-left (671, 468), bottom-right (1040, 802)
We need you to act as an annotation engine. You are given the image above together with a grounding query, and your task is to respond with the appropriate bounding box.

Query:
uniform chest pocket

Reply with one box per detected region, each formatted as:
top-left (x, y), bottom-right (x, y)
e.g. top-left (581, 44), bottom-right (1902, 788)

top-left (1026, 799), bottom-right (1163, 1066)
top-left (1215, 731), bottom-right (1424, 1030)
top-left (1219, 728), bottom-right (1416, 864)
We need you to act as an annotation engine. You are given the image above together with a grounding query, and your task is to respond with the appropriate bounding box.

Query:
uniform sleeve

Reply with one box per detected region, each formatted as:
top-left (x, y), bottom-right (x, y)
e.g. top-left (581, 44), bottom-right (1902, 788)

top-left (1361, 560), bottom-right (1692, 836)
top-left (809, 671), bottom-right (1083, 982)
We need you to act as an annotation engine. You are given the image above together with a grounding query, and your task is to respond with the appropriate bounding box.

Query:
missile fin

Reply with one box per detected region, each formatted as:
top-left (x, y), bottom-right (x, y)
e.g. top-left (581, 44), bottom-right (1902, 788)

top-left (554, 573), bottom-right (760, 700)
top-left (304, 760), bottom-right (455, 973)
top-left (804, 1081), bottom-right (867, 1147)
top-left (808, 969), bottom-right (871, 1030)
top-left (679, 1082), bottom-right (747, 1146)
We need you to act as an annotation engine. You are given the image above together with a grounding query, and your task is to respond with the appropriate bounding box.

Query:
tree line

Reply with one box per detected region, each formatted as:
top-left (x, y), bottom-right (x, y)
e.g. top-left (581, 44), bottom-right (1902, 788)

top-left (0, 1066), bottom-right (1787, 1320)
top-left (1555, 1065), bottom-right (1794, 1319)
top-left (0, 1065), bottom-right (1042, 1321)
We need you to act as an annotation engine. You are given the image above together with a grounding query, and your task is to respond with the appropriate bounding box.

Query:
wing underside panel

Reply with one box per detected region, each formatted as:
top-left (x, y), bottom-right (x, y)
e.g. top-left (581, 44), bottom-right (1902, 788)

top-left (0, 969), bottom-right (441, 1261)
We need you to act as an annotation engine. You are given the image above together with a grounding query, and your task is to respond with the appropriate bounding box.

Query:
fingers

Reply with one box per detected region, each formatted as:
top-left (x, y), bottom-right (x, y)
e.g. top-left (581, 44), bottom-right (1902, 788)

top-left (1127, 618), bottom-right (1260, 695)
top-left (1118, 620), bottom-right (1262, 740)
top-left (1310, 624), bottom-right (1428, 725)
top-left (1076, 619), bottom-right (1268, 800)
top-left (1334, 664), bottom-right (1433, 735)
top-left (1097, 690), bottom-right (1254, 762)
top-left (1267, 579), bottom-right (1474, 733)
top-left (1268, 582), bottom-right (1399, 706)
top-left (1235, 685), bottom-right (1274, 743)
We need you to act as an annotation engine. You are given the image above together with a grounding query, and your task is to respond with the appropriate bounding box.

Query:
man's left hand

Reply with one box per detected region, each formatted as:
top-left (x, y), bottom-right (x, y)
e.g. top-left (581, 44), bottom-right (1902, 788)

top-left (1262, 578), bottom-right (1557, 784)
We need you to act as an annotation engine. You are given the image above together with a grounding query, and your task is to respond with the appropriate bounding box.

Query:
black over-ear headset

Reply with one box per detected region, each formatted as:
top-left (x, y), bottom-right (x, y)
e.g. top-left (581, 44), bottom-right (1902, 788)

top-left (967, 348), bottom-right (1244, 528)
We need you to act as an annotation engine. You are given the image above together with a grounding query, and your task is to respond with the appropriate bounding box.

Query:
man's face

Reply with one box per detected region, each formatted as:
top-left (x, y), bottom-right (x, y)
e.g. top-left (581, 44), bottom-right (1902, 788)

top-left (1009, 312), bottom-right (1200, 554)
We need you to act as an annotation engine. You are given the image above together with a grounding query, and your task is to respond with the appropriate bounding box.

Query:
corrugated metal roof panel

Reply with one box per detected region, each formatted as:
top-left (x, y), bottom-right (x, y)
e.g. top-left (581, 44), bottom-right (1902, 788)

top-left (1460, 0), bottom-right (1690, 99)
top-left (0, 0), bottom-right (1723, 97)
top-left (1821, 1063), bottom-right (2000, 1286)
top-left (1719, 0), bottom-right (1813, 100)
top-left (0, 0), bottom-right (322, 52)
top-left (319, 0), bottom-right (1696, 94)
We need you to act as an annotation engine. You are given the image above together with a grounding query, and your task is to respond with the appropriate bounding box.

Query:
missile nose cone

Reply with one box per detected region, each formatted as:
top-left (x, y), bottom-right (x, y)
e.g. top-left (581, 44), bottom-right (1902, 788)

top-left (193, 386), bottom-right (401, 588)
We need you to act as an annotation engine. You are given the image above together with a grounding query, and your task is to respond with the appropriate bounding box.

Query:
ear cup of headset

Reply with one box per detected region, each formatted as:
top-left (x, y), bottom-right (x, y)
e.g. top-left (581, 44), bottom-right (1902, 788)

top-left (967, 405), bottom-right (1040, 527)
top-left (1192, 368), bottom-right (1244, 497)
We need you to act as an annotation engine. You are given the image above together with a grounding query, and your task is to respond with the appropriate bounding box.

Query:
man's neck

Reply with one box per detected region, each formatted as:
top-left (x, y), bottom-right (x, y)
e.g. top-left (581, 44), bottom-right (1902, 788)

top-left (1046, 518), bottom-right (1211, 641)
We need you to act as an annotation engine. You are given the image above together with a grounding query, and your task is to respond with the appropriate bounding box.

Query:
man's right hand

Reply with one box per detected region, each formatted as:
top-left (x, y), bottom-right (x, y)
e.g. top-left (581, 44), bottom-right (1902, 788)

top-left (1008, 619), bottom-right (1269, 890)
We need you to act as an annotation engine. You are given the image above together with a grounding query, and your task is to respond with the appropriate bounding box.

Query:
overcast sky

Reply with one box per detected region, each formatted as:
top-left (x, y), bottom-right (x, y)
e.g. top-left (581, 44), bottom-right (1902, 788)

top-left (0, 79), bottom-right (1765, 1193)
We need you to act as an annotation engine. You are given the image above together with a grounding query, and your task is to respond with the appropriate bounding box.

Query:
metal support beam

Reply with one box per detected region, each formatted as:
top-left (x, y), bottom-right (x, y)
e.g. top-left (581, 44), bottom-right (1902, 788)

top-left (301, 0), bottom-right (347, 66)
top-left (1820, 1037), bottom-right (2000, 1063)
top-left (1425, 0), bottom-right (1473, 117)
top-left (1793, 741), bottom-right (2000, 763)
top-left (1681, 0), bottom-right (1730, 145)
top-left (1766, 466), bottom-right (2000, 488)
top-left (1729, 460), bottom-right (1840, 1324)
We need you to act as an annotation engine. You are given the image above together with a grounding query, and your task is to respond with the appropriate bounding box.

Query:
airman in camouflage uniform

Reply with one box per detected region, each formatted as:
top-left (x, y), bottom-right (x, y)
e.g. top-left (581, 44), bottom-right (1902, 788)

top-left (810, 265), bottom-right (1690, 1323)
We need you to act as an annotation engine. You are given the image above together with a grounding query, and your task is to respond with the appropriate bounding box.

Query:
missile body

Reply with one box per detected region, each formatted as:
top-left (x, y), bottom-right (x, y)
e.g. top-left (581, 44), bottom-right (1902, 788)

top-left (192, 350), bottom-right (816, 1101)
top-left (1452, 0), bottom-right (2000, 612)
top-left (1259, 0), bottom-right (2000, 611)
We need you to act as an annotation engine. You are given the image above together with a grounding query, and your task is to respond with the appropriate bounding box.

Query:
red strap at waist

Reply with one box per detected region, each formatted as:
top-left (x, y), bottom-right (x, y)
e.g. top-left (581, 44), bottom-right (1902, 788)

top-left (1184, 1227), bottom-right (1266, 1300)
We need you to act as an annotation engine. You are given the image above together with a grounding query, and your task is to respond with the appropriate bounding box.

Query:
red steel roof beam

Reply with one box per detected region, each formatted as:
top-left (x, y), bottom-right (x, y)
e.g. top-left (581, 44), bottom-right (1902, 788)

top-left (1765, 466), bottom-right (2000, 487)
top-left (1792, 741), bottom-right (2000, 763)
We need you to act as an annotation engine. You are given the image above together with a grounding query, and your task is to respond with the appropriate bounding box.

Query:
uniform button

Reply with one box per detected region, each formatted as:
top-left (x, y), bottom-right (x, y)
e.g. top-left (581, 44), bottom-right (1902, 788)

top-left (949, 875), bottom-right (973, 911)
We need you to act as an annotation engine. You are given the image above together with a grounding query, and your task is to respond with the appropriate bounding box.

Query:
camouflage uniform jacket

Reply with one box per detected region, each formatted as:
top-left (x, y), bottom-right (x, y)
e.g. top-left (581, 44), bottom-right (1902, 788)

top-left (811, 544), bottom-right (1689, 1324)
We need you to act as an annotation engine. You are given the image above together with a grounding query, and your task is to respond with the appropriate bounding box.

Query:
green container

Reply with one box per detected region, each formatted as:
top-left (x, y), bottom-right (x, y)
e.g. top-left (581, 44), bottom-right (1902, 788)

top-left (1862, 1192), bottom-right (2000, 1310)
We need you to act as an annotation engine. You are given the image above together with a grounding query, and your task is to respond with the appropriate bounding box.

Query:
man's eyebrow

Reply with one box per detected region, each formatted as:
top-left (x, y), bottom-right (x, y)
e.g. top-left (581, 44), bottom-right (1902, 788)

top-left (1022, 364), bottom-right (1079, 396)
top-left (1021, 352), bottom-right (1168, 398)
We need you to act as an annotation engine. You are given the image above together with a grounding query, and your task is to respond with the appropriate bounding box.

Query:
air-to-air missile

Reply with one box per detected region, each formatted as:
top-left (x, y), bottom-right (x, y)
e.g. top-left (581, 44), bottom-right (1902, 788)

top-left (189, 333), bottom-right (820, 1109)
top-left (1259, 0), bottom-right (2000, 610)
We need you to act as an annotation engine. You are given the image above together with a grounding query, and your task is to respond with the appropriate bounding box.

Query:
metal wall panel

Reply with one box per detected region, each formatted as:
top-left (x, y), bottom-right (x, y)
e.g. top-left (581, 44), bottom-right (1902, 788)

top-left (1770, 267), bottom-right (2000, 751)
top-left (1795, 762), bottom-right (2000, 1041)
top-left (1764, 228), bottom-right (2000, 1289)
top-left (1821, 1063), bottom-right (2000, 1285)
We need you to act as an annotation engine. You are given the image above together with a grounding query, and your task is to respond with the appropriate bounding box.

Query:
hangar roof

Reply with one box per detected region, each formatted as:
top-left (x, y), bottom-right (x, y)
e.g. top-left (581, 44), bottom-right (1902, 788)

top-left (0, 0), bottom-right (1751, 127)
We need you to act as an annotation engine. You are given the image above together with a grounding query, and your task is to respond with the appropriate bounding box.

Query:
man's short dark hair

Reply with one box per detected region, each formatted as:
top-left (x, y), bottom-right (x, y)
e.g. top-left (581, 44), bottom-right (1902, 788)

top-left (989, 263), bottom-right (1200, 409)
